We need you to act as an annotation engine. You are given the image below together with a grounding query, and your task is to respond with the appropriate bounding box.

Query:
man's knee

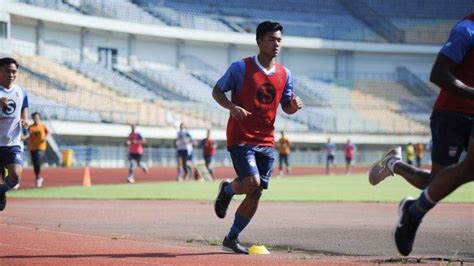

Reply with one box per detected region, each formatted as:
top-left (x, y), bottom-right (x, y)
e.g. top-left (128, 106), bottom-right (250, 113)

top-left (242, 175), bottom-right (260, 194)
top-left (246, 187), bottom-right (263, 200)
top-left (459, 159), bottom-right (474, 181)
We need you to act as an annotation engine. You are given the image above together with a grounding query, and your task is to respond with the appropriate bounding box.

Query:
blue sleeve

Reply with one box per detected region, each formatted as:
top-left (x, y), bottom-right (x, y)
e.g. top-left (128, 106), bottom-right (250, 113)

top-left (280, 67), bottom-right (294, 106)
top-left (217, 60), bottom-right (245, 92)
top-left (439, 20), bottom-right (474, 64)
top-left (137, 133), bottom-right (143, 140)
top-left (22, 87), bottom-right (28, 110)
top-left (186, 132), bottom-right (192, 140)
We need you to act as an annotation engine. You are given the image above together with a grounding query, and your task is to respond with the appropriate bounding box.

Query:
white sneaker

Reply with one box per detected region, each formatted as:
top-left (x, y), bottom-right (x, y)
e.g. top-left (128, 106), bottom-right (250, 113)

top-left (36, 177), bottom-right (44, 188)
top-left (369, 146), bottom-right (402, 186)
top-left (141, 164), bottom-right (149, 174)
top-left (127, 176), bottom-right (135, 183)
top-left (13, 183), bottom-right (20, 190)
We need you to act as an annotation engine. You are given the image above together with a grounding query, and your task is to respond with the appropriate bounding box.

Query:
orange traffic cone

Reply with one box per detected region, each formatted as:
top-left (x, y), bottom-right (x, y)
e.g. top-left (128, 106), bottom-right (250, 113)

top-left (82, 167), bottom-right (91, 187)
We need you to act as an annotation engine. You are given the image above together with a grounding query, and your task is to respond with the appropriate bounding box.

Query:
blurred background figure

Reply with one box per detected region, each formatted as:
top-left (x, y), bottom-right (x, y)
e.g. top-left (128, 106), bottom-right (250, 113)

top-left (175, 123), bottom-right (193, 181)
top-left (277, 131), bottom-right (291, 176)
top-left (325, 138), bottom-right (336, 174)
top-left (406, 142), bottom-right (415, 165)
top-left (201, 129), bottom-right (216, 178)
top-left (126, 124), bottom-right (148, 183)
top-left (415, 142), bottom-right (425, 168)
top-left (344, 139), bottom-right (356, 174)
top-left (24, 112), bottom-right (48, 188)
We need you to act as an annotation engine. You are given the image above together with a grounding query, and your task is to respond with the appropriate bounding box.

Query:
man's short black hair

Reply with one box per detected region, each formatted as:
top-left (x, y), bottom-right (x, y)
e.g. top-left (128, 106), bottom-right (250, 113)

top-left (0, 57), bottom-right (19, 68)
top-left (31, 112), bottom-right (41, 119)
top-left (256, 21), bottom-right (283, 40)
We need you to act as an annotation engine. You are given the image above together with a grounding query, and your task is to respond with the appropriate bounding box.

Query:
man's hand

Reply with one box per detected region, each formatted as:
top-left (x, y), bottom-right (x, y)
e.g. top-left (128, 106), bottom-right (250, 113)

top-left (0, 97), bottom-right (8, 108)
top-left (283, 95), bottom-right (304, 114)
top-left (20, 119), bottom-right (30, 129)
top-left (230, 106), bottom-right (252, 120)
top-left (290, 96), bottom-right (304, 110)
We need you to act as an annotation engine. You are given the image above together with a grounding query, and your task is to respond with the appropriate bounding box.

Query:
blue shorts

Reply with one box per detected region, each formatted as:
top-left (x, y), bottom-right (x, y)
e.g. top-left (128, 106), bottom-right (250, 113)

top-left (430, 110), bottom-right (474, 166)
top-left (0, 146), bottom-right (23, 166)
top-left (228, 144), bottom-right (275, 189)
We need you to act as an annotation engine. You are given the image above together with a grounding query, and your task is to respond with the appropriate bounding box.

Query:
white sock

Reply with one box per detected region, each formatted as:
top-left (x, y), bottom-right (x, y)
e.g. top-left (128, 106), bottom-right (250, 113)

top-left (386, 157), bottom-right (401, 173)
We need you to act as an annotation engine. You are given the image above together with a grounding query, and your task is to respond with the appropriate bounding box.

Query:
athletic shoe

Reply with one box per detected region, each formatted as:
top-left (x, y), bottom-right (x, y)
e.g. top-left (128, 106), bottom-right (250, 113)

top-left (222, 237), bottom-right (249, 254)
top-left (13, 183), bottom-right (20, 190)
top-left (127, 176), bottom-right (135, 183)
top-left (142, 164), bottom-right (149, 174)
top-left (0, 193), bottom-right (6, 211)
top-left (394, 197), bottom-right (421, 256)
top-left (36, 177), bottom-right (44, 188)
top-left (369, 146), bottom-right (402, 185)
top-left (214, 179), bottom-right (232, 219)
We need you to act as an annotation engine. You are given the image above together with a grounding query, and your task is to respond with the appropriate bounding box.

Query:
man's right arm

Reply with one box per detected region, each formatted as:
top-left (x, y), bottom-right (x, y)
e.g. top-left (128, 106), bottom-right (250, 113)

top-left (430, 53), bottom-right (474, 98)
top-left (430, 21), bottom-right (474, 98)
top-left (212, 85), bottom-right (251, 120)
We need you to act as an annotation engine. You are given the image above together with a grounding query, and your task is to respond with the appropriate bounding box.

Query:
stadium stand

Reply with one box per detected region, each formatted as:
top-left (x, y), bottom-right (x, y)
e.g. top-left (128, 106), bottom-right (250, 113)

top-left (18, 0), bottom-right (473, 44)
top-left (65, 61), bottom-right (158, 101)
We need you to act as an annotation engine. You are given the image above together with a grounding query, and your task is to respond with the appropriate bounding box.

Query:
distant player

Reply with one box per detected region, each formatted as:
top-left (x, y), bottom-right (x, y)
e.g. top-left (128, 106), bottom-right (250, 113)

top-left (126, 124), bottom-right (148, 183)
top-left (24, 112), bottom-right (48, 188)
top-left (405, 143), bottom-right (415, 165)
top-left (276, 131), bottom-right (291, 175)
top-left (344, 139), bottom-right (355, 174)
top-left (0, 57), bottom-right (30, 211)
top-left (213, 21), bottom-right (304, 254)
top-left (175, 123), bottom-right (193, 181)
top-left (414, 143), bottom-right (424, 168)
top-left (201, 129), bottom-right (216, 178)
top-left (325, 137), bottom-right (336, 174)
top-left (369, 14), bottom-right (473, 255)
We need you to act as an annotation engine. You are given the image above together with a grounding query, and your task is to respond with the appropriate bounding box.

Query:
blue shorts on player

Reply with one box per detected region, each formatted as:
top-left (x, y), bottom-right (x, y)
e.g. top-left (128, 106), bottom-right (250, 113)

top-left (0, 146), bottom-right (23, 166)
top-left (430, 110), bottom-right (474, 166)
top-left (228, 144), bottom-right (275, 189)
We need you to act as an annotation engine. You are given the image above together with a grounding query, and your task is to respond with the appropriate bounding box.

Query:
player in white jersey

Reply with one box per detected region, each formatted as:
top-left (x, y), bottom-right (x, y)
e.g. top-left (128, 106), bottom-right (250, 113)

top-left (0, 57), bottom-right (29, 211)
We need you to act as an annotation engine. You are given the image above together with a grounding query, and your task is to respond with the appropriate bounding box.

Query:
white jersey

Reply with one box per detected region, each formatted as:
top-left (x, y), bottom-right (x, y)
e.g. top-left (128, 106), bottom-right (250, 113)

top-left (176, 130), bottom-right (192, 151)
top-left (0, 84), bottom-right (28, 147)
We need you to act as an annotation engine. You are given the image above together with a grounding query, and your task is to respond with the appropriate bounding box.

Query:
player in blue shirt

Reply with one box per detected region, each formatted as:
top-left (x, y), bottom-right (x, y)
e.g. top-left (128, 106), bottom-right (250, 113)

top-left (0, 57), bottom-right (30, 211)
top-left (369, 14), bottom-right (474, 256)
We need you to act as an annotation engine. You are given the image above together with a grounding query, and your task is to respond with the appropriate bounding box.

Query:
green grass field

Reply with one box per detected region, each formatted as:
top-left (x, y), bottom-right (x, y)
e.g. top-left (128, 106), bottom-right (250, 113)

top-left (8, 174), bottom-right (474, 203)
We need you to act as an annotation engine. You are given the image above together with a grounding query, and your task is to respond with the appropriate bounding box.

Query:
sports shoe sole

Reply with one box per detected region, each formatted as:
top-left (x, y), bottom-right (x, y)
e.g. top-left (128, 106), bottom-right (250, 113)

top-left (393, 196), bottom-right (414, 255)
top-left (214, 179), bottom-right (230, 219)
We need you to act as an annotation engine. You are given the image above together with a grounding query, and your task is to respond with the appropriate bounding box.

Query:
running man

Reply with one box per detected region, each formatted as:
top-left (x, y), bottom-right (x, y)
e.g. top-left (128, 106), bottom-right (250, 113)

top-left (175, 123), bottom-right (193, 181)
top-left (213, 21), bottom-right (304, 254)
top-left (24, 112), bottom-right (48, 188)
top-left (0, 57), bottom-right (30, 211)
top-left (369, 14), bottom-right (473, 255)
top-left (126, 124), bottom-right (148, 183)
top-left (406, 142), bottom-right (415, 165)
top-left (344, 139), bottom-right (355, 174)
top-left (276, 131), bottom-right (291, 175)
top-left (201, 129), bottom-right (216, 178)
top-left (414, 143), bottom-right (424, 168)
top-left (325, 137), bottom-right (336, 174)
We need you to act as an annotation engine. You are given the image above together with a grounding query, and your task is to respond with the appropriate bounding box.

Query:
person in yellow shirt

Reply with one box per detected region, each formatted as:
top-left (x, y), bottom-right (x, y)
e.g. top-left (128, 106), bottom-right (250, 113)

top-left (24, 112), bottom-right (48, 188)
top-left (406, 143), bottom-right (415, 166)
top-left (276, 131), bottom-right (291, 175)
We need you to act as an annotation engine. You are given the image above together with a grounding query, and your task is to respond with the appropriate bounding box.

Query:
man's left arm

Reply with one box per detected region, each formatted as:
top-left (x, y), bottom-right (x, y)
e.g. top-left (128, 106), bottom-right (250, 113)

top-left (20, 91), bottom-right (29, 128)
top-left (281, 68), bottom-right (304, 114)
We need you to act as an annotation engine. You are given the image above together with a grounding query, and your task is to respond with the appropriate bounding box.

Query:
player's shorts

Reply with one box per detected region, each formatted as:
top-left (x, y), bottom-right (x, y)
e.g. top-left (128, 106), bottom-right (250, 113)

top-left (430, 110), bottom-right (474, 166)
top-left (228, 144), bottom-right (275, 189)
top-left (0, 145), bottom-right (23, 166)
top-left (128, 153), bottom-right (143, 162)
top-left (345, 156), bottom-right (352, 163)
top-left (177, 149), bottom-right (188, 159)
top-left (327, 154), bottom-right (335, 162)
